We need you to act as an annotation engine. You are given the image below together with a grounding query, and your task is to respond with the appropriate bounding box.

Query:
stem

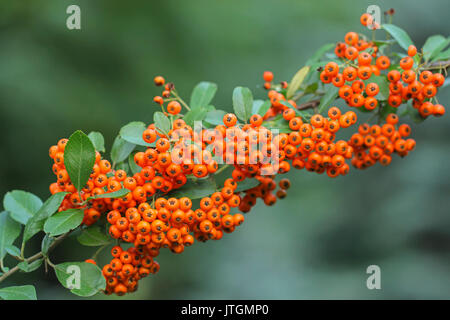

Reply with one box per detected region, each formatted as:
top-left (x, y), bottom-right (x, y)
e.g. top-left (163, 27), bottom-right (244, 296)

top-left (0, 232), bottom-right (70, 284)
top-left (171, 90), bottom-right (191, 111)
top-left (92, 243), bottom-right (110, 260)
top-left (421, 59), bottom-right (450, 70)
top-left (20, 241), bottom-right (25, 259)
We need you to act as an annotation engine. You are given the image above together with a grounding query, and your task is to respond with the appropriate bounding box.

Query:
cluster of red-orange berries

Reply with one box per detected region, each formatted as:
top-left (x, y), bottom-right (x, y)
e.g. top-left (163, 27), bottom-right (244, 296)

top-left (102, 246), bottom-right (160, 295)
top-left (323, 33), bottom-right (390, 110)
top-left (386, 50), bottom-right (445, 117)
top-left (152, 76), bottom-right (183, 115)
top-left (349, 113), bottom-right (416, 169)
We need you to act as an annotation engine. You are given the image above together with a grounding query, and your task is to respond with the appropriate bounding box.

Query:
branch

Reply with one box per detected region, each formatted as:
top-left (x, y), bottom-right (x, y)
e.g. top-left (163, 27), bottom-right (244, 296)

top-left (421, 59), bottom-right (450, 70)
top-left (297, 99), bottom-right (321, 110)
top-left (0, 232), bottom-right (69, 284)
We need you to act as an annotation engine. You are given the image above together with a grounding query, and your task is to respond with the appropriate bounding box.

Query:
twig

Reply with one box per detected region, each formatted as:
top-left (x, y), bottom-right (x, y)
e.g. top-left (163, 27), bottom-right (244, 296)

top-left (0, 232), bottom-right (70, 284)
top-left (421, 59), bottom-right (450, 70)
top-left (297, 99), bottom-right (321, 110)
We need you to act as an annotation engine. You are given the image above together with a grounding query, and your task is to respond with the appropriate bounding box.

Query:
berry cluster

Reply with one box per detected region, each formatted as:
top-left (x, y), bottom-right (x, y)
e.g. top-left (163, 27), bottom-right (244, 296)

top-left (102, 246), bottom-right (160, 295)
top-left (281, 106), bottom-right (357, 177)
top-left (349, 114), bottom-right (416, 169)
top-left (323, 34), bottom-right (390, 110)
top-left (387, 53), bottom-right (445, 117)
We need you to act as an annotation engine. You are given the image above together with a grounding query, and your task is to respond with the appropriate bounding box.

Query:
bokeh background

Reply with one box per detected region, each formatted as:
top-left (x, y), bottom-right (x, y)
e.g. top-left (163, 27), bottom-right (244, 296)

top-left (1, 0), bottom-right (449, 299)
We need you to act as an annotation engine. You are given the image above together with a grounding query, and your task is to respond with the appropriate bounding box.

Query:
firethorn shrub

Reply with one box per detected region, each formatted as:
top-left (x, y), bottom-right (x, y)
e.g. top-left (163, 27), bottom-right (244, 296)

top-left (0, 11), bottom-right (448, 299)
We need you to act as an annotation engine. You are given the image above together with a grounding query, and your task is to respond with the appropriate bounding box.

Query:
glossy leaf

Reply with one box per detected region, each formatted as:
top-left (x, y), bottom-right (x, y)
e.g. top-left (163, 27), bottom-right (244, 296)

top-left (232, 87), bottom-right (253, 122)
top-left (287, 66), bottom-right (310, 99)
top-left (119, 122), bottom-right (153, 147)
top-left (183, 107), bottom-right (209, 127)
top-left (190, 82), bottom-right (218, 110)
top-left (41, 234), bottom-right (55, 256)
top-left (382, 24), bottom-right (414, 51)
top-left (153, 112), bottom-right (171, 136)
top-left (0, 212), bottom-right (22, 260)
top-left (54, 262), bottom-right (106, 297)
top-left (0, 285), bottom-right (37, 300)
top-left (87, 131), bottom-right (105, 153)
top-left (110, 135), bottom-right (135, 164)
top-left (43, 209), bottom-right (84, 237)
top-left (3, 190), bottom-right (42, 225)
top-left (128, 151), bottom-right (141, 175)
top-left (234, 178), bottom-right (261, 193)
top-left (18, 259), bottom-right (43, 273)
top-left (432, 48), bottom-right (450, 61)
top-left (23, 192), bottom-right (69, 243)
top-left (204, 110), bottom-right (227, 126)
top-left (423, 35), bottom-right (450, 61)
top-left (168, 178), bottom-right (217, 200)
top-left (77, 226), bottom-right (111, 247)
top-left (5, 244), bottom-right (21, 258)
top-left (88, 188), bottom-right (131, 200)
top-left (252, 100), bottom-right (271, 117)
top-left (64, 130), bottom-right (96, 192)
top-left (317, 85), bottom-right (339, 113)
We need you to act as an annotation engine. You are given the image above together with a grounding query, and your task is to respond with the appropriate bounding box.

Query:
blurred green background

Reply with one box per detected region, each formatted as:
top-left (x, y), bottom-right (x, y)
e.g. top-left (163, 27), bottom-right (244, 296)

top-left (1, 0), bottom-right (450, 299)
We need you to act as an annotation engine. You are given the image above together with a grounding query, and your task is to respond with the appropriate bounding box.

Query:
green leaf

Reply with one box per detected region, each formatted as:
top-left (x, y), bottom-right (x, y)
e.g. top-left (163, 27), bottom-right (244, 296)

top-left (317, 85), bottom-right (339, 113)
top-left (235, 178), bottom-right (261, 193)
top-left (119, 121), bottom-right (153, 147)
top-left (252, 100), bottom-right (271, 117)
top-left (5, 245), bottom-right (21, 258)
top-left (65, 130), bottom-right (96, 192)
top-left (382, 24), bottom-right (414, 51)
top-left (3, 190), bottom-right (43, 225)
top-left (204, 110), bottom-right (227, 126)
top-left (183, 107), bottom-right (209, 127)
top-left (18, 259), bottom-right (43, 273)
top-left (87, 132), bottom-right (105, 153)
top-left (115, 161), bottom-right (130, 173)
top-left (77, 226), bottom-right (111, 247)
top-left (54, 262), bottom-right (106, 297)
top-left (407, 103), bottom-right (425, 124)
top-left (43, 209), bottom-right (84, 237)
top-left (0, 285), bottom-right (37, 300)
top-left (153, 112), bottom-right (171, 137)
top-left (423, 35), bottom-right (450, 61)
top-left (304, 83), bottom-right (319, 94)
top-left (111, 135), bottom-right (135, 164)
top-left (232, 87), bottom-right (253, 122)
top-left (0, 212), bottom-right (22, 260)
top-left (287, 66), bottom-right (310, 99)
top-left (23, 192), bottom-right (69, 243)
top-left (432, 48), bottom-right (450, 61)
top-left (41, 234), bottom-right (55, 255)
top-left (168, 178), bottom-right (217, 200)
top-left (190, 82), bottom-right (218, 110)
top-left (128, 151), bottom-right (141, 175)
top-left (305, 43), bottom-right (335, 66)
top-left (88, 188), bottom-right (131, 200)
